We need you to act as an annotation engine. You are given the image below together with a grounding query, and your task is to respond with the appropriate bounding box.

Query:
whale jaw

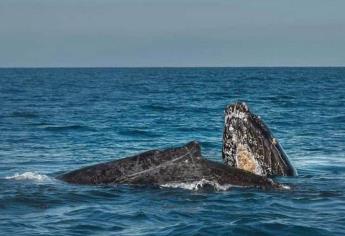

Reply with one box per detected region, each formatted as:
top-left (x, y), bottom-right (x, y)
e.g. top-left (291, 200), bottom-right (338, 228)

top-left (222, 102), bottom-right (297, 177)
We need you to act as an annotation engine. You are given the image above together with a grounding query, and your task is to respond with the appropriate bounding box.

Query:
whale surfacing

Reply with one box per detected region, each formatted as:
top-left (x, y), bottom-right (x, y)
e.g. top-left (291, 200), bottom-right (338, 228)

top-left (58, 141), bottom-right (281, 189)
top-left (58, 102), bottom-right (296, 190)
top-left (222, 102), bottom-right (296, 177)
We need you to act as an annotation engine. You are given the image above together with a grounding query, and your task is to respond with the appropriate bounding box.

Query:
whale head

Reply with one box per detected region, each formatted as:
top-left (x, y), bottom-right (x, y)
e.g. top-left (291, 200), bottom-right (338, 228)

top-left (222, 102), bottom-right (296, 176)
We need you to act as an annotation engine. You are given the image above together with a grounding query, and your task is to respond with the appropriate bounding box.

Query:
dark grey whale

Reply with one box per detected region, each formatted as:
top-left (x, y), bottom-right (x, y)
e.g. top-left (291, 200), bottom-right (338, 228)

top-left (58, 102), bottom-right (296, 190)
top-left (222, 102), bottom-right (296, 176)
top-left (58, 141), bottom-right (281, 189)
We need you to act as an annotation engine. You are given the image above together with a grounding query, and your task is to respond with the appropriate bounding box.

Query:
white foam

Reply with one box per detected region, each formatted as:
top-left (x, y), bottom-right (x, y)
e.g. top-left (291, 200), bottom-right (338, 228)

top-left (5, 172), bottom-right (50, 182)
top-left (160, 179), bottom-right (232, 191)
top-left (280, 184), bottom-right (291, 190)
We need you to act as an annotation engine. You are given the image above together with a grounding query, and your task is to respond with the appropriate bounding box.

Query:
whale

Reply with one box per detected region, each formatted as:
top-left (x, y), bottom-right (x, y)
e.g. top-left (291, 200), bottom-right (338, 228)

top-left (222, 102), bottom-right (296, 177)
top-left (58, 141), bottom-right (282, 189)
top-left (58, 102), bottom-right (296, 190)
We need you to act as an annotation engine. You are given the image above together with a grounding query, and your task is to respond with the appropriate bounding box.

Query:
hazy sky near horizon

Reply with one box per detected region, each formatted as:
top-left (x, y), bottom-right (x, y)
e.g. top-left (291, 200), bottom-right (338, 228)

top-left (0, 0), bottom-right (345, 67)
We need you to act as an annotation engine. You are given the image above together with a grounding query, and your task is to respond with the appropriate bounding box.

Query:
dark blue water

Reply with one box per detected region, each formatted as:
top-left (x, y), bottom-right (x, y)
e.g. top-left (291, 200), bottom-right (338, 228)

top-left (1, 68), bottom-right (345, 235)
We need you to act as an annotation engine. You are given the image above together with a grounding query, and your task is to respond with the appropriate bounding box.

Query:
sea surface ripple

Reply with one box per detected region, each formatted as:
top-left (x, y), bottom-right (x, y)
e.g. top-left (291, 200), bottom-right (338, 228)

top-left (0, 67), bottom-right (345, 235)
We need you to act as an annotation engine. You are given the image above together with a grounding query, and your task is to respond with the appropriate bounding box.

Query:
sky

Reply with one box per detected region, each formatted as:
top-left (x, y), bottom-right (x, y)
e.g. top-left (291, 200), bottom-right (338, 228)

top-left (0, 0), bottom-right (345, 67)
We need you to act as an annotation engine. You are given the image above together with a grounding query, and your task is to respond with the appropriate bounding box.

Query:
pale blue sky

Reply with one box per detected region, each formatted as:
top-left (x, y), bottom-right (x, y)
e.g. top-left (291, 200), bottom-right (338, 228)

top-left (0, 0), bottom-right (344, 67)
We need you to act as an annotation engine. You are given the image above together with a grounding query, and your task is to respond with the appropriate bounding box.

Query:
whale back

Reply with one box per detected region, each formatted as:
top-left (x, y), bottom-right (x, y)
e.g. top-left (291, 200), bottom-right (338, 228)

top-left (58, 140), bottom-right (281, 189)
top-left (58, 141), bottom-right (202, 184)
top-left (222, 102), bottom-right (296, 176)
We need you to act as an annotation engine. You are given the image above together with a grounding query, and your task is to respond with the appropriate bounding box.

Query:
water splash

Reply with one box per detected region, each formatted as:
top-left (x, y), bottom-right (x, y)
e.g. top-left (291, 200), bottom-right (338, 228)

top-left (5, 172), bottom-right (51, 182)
top-left (160, 179), bottom-right (233, 191)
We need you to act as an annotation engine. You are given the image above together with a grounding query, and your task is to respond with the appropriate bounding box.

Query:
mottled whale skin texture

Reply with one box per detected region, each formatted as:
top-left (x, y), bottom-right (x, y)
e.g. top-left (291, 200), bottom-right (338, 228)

top-left (58, 141), bottom-right (280, 189)
top-left (222, 102), bottom-right (297, 177)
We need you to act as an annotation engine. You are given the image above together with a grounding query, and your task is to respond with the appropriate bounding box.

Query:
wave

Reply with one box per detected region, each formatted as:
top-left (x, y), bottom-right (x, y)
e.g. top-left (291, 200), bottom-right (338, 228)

top-left (160, 179), bottom-right (233, 191)
top-left (4, 172), bottom-right (51, 182)
top-left (118, 129), bottom-right (162, 138)
top-left (142, 104), bottom-right (174, 112)
top-left (43, 125), bottom-right (93, 132)
top-left (9, 111), bottom-right (39, 118)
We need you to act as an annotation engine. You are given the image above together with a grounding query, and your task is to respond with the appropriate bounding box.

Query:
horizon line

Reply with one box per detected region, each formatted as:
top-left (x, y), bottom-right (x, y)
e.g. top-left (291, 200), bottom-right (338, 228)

top-left (1, 65), bottom-right (345, 69)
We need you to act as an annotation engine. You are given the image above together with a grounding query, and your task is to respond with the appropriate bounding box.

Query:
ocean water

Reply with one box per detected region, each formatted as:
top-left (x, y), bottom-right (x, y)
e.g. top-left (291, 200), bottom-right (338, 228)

top-left (0, 67), bottom-right (345, 235)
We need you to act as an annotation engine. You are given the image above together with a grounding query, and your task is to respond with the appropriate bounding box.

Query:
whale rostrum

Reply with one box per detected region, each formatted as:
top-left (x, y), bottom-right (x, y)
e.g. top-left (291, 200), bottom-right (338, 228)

top-left (222, 102), bottom-right (296, 177)
top-left (58, 141), bottom-right (281, 189)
